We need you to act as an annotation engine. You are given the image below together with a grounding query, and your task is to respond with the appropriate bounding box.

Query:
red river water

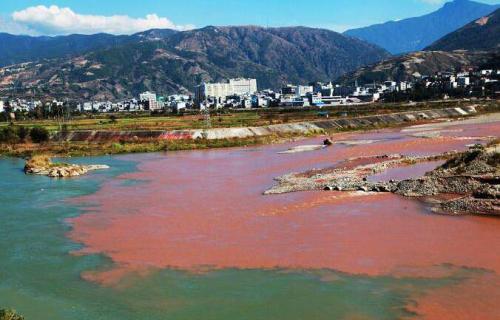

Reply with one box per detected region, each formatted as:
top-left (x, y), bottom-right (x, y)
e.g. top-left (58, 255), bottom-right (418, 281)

top-left (67, 119), bottom-right (500, 319)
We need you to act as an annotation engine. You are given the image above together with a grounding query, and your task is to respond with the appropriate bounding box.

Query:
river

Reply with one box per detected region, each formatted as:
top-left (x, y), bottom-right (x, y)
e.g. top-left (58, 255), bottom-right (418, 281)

top-left (1, 116), bottom-right (499, 319)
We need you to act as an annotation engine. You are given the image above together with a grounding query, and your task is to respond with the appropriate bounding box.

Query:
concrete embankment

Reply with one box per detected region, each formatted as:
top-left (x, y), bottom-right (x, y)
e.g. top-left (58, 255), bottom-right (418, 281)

top-left (56, 106), bottom-right (478, 142)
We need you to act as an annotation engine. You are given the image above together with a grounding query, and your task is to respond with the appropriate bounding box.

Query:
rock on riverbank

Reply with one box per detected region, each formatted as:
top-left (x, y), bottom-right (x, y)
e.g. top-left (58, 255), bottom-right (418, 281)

top-left (24, 155), bottom-right (109, 178)
top-left (265, 143), bottom-right (499, 216)
top-left (265, 153), bottom-right (453, 195)
top-left (395, 144), bottom-right (499, 215)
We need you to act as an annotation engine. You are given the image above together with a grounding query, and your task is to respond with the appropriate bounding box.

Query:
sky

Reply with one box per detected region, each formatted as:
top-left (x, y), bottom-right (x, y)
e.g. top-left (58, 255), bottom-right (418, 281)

top-left (0, 0), bottom-right (499, 36)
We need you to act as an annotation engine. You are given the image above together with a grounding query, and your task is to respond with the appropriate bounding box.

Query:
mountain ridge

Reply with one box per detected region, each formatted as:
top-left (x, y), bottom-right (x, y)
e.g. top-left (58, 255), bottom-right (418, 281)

top-left (426, 8), bottom-right (500, 51)
top-left (344, 0), bottom-right (500, 54)
top-left (0, 32), bottom-right (131, 67)
top-left (336, 50), bottom-right (497, 86)
top-left (0, 26), bottom-right (390, 100)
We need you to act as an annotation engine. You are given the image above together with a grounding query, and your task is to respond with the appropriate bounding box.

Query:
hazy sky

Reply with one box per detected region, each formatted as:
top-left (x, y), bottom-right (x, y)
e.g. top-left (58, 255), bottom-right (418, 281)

top-left (1, 0), bottom-right (499, 35)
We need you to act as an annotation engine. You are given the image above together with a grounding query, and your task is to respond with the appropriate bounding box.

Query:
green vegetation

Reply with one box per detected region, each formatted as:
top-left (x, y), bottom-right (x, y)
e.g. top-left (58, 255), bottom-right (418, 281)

top-left (0, 125), bottom-right (30, 144)
top-left (29, 127), bottom-right (49, 143)
top-left (0, 125), bottom-right (50, 144)
top-left (0, 309), bottom-right (24, 320)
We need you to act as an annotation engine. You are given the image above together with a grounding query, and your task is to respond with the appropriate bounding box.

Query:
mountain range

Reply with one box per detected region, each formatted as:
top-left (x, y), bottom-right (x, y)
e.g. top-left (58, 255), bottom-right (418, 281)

top-left (338, 5), bottom-right (500, 86)
top-left (0, 30), bottom-right (178, 68)
top-left (336, 51), bottom-right (496, 86)
top-left (344, 0), bottom-right (500, 54)
top-left (1, 0), bottom-right (499, 100)
top-left (426, 8), bottom-right (500, 51)
top-left (0, 26), bottom-right (390, 99)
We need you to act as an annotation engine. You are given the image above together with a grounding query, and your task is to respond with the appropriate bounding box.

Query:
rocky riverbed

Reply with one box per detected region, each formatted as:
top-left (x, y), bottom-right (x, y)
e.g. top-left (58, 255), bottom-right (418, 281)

top-left (265, 143), bottom-right (499, 216)
top-left (24, 155), bottom-right (109, 178)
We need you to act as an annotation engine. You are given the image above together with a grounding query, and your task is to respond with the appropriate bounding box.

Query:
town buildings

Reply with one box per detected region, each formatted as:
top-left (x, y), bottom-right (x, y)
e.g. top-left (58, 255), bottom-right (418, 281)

top-left (1, 67), bottom-right (497, 116)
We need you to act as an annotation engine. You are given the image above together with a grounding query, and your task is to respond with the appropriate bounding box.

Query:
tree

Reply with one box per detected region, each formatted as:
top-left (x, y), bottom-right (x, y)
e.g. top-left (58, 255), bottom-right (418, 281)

top-left (30, 127), bottom-right (50, 143)
top-left (2, 101), bottom-right (12, 122)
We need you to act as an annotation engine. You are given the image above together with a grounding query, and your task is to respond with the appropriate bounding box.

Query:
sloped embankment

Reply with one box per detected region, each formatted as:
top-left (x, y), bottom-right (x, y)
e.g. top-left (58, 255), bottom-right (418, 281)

top-left (56, 106), bottom-right (477, 142)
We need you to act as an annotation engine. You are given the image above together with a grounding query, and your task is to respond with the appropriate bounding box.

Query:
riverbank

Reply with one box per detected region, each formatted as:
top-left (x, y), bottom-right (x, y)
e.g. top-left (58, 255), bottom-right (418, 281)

top-left (0, 133), bottom-right (303, 158)
top-left (0, 106), bottom-right (488, 158)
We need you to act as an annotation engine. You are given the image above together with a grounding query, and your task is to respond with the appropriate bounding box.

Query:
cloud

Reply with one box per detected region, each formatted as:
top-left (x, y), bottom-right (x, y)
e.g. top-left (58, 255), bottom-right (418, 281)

top-left (0, 15), bottom-right (39, 35)
top-left (11, 5), bottom-right (194, 35)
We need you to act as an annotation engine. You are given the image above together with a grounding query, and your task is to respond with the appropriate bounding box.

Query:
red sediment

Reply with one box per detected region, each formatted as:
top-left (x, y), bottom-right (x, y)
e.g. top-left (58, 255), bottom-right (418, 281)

top-left (67, 122), bottom-right (500, 294)
top-left (406, 273), bottom-right (500, 320)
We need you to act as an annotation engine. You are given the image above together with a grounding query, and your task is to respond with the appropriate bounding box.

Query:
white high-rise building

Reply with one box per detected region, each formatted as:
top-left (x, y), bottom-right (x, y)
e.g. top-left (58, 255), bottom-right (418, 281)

top-left (204, 82), bottom-right (233, 99)
top-left (229, 78), bottom-right (258, 96)
top-left (195, 78), bottom-right (258, 102)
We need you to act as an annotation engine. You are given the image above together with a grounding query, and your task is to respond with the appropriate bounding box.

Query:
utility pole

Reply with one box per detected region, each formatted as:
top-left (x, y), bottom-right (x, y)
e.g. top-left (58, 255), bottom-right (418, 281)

top-left (203, 100), bottom-right (211, 129)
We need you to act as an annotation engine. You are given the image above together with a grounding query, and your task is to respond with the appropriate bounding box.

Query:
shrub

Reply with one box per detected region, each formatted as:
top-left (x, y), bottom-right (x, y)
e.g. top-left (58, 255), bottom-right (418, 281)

top-left (0, 309), bottom-right (24, 320)
top-left (25, 155), bottom-right (52, 169)
top-left (30, 127), bottom-right (50, 143)
top-left (111, 142), bottom-right (124, 151)
top-left (0, 126), bottom-right (20, 144)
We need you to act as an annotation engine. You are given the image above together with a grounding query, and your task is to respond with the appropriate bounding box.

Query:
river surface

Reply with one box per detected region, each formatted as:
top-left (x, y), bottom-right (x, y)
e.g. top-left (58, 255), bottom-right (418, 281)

top-left (1, 117), bottom-right (499, 319)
